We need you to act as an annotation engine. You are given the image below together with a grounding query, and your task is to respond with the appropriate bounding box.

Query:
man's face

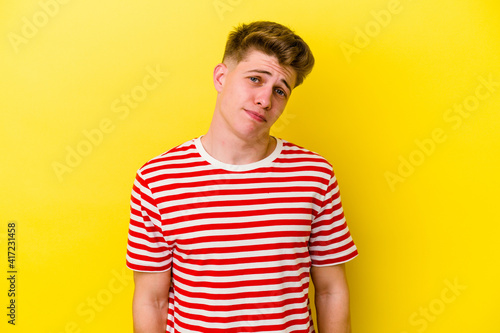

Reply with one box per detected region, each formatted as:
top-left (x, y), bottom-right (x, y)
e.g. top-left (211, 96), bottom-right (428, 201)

top-left (214, 49), bottom-right (297, 140)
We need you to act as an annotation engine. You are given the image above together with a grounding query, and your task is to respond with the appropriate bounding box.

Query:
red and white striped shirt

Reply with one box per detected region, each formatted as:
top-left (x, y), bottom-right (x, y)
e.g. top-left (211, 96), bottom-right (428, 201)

top-left (126, 137), bottom-right (358, 332)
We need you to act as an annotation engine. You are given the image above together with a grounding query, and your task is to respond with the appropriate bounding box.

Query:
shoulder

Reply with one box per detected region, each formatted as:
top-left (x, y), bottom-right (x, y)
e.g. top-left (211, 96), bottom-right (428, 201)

top-left (279, 139), bottom-right (333, 172)
top-left (136, 138), bottom-right (199, 177)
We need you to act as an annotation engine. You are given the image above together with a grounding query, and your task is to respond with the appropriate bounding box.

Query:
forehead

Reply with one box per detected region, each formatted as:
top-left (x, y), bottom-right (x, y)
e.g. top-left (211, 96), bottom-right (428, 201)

top-left (234, 50), bottom-right (296, 88)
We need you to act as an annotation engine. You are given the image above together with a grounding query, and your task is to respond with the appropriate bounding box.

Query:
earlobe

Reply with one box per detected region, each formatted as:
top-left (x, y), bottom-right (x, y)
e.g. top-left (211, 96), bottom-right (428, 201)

top-left (213, 63), bottom-right (227, 93)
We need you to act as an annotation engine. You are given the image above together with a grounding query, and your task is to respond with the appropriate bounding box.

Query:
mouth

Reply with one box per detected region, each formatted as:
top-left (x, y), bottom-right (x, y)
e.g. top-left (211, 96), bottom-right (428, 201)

top-left (244, 109), bottom-right (267, 122)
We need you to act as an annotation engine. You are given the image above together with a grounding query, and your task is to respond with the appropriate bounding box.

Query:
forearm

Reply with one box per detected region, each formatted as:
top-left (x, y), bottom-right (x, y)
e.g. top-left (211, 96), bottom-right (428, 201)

top-left (315, 291), bottom-right (351, 333)
top-left (133, 298), bottom-right (169, 333)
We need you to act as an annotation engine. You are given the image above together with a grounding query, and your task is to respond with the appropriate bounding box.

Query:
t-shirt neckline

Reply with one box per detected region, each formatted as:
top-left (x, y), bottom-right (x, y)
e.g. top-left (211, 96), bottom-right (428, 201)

top-left (194, 136), bottom-right (283, 172)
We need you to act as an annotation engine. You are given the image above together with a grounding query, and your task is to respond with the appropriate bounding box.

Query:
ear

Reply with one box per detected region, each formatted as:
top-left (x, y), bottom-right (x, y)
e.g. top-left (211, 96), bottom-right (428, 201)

top-left (213, 63), bottom-right (227, 93)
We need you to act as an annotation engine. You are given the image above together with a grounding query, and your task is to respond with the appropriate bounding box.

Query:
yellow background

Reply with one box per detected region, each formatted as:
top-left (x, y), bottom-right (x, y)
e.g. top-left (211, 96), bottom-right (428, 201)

top-left (1, 0), bottom-right (499, 332)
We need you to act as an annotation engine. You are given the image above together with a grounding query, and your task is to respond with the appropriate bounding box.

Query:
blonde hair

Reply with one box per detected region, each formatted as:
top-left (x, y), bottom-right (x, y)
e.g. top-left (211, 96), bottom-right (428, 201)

top-left (222, 21), bottom-right (315, 87)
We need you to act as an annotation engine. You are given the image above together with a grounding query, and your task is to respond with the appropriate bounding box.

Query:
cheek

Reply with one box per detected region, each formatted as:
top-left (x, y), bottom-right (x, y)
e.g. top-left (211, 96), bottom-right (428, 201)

top-left (269, 108), bottom-right (285, 124)
top-left (273, 98), bottom-right (288, 113)
top-left (221, 88), bottom-right (238, 108)
top-left (225, 83), bottom-right (247, 103)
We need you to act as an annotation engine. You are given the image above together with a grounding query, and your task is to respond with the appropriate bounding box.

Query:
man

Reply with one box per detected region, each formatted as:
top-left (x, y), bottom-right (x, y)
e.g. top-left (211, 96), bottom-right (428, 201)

top-left (126, 21), bottom-right (358, 332)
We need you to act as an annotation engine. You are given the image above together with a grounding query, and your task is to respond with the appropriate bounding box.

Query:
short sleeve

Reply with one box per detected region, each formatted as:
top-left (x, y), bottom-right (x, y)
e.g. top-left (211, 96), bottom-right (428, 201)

top-left (309, 170), bottom-right (358, 266)
top-left (126, 170), bottom-right (172, 272)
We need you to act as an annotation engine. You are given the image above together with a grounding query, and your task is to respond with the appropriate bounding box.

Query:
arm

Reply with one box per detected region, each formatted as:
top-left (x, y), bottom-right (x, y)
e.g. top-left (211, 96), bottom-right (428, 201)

top-left (132, 270), bottom-right (172, 333)
top-left (310, 263), bottom-right (351, 333)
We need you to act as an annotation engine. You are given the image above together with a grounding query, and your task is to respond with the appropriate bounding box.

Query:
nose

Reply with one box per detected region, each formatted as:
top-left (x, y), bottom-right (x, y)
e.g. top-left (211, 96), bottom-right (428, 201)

top-left (254, 86), bottom-right (272, 110)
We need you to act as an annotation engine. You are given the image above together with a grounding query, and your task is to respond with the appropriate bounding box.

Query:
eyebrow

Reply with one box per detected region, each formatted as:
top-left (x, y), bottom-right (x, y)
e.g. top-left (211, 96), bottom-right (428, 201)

top-left (245, 69), bottom-right (292, 92)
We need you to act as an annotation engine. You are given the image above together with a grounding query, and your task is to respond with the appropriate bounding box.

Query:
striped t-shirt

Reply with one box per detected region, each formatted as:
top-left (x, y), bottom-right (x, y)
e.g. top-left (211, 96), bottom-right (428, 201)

top-left (126, 137), bottom-right (358, 333)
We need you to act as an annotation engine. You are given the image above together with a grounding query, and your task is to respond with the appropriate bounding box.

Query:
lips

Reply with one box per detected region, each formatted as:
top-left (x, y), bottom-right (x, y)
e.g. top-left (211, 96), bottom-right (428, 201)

top-left (244, 109), bottom-right (266, 122)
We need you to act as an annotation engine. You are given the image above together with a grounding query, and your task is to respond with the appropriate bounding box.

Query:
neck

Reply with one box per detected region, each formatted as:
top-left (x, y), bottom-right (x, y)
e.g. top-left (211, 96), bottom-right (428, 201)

top-left (201, 127), bottom-right (276, 165)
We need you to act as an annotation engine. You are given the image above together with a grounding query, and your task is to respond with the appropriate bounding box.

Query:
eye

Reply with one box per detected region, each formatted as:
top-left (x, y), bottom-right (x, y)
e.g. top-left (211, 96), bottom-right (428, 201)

top-left (249, 76), bottom-right (260, 83)
top-left (275, 88), bottom-right (287, 97)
